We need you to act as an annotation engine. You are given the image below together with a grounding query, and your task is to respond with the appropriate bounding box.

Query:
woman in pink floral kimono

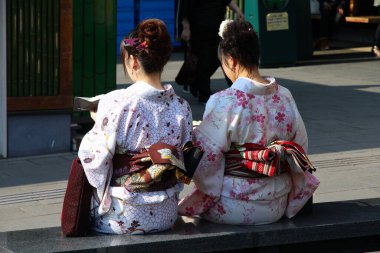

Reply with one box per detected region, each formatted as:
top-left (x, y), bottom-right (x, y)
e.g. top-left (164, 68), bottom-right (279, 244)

top-left (78, 19), bottom-right (193, 234)
top-left (178, 20), bottom-right (320, 225)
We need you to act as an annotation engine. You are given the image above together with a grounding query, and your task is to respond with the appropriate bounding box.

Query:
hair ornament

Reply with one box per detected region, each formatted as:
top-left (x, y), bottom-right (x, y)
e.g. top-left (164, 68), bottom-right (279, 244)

top-left (136, 40), bottom-right (148, 51)
top-left (123, 38), bottom-right (139, 47)
top-left (218, 19), bottom-right (233, 39)
top-left (123, 38), bottom-right (148, 52)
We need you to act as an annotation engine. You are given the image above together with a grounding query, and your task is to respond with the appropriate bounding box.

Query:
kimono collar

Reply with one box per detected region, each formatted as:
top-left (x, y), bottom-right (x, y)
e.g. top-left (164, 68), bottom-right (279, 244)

top-left (127, 81), bottom-right (176, 101)
top-left (231, 77), bottom-right (278, 95)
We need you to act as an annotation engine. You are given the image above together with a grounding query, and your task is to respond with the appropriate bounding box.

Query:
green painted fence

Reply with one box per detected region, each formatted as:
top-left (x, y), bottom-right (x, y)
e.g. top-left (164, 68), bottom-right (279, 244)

top-left (73, 0), bottom-right (117, 98)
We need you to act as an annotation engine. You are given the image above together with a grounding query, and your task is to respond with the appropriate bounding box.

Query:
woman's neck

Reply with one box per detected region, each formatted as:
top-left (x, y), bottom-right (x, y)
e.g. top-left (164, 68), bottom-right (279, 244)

top-left (237, 69), bottom-right (269, 85)
top-left (136, 73), bottom-right (163, 90)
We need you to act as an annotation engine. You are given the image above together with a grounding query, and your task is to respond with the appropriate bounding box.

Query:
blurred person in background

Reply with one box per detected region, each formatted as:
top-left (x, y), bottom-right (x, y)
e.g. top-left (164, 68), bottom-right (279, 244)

top-left (177, 0), bottom-right (244, 104)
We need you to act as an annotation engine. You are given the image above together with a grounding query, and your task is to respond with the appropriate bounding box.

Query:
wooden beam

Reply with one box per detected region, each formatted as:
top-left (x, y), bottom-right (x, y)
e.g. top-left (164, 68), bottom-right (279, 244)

top-left (8, 96), bottom-right (72, 111)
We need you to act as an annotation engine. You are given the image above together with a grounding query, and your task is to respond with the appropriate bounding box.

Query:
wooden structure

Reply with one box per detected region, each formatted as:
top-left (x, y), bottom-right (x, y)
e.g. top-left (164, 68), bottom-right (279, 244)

top-left (6, 0), bottom-right (72, 112)
top-left (3, 0), bottom-right (116, 157)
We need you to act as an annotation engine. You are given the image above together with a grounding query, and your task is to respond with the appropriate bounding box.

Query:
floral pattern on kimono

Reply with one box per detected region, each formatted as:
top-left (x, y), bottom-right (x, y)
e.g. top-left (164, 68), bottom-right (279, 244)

top-left (178, 77), bottom-right (319, 225)
top-left (78, 81), bottom-right (192, 234)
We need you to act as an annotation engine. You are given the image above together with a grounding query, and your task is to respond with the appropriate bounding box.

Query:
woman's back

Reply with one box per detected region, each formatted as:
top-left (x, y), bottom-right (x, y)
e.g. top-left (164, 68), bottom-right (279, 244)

top-left (203, 77), bottom-right (307, 150)
top-left (98, 82), bottom-right (192, 154)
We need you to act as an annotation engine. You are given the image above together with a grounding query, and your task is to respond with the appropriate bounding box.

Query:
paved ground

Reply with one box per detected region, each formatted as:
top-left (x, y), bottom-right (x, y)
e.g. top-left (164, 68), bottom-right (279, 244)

top-left (0, 52), bottom-right (379, 232)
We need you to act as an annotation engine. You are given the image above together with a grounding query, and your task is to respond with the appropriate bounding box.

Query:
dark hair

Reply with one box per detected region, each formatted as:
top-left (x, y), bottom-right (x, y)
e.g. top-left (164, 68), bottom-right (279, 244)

top-left (120, 19), bottom-right (172, 74)
top-left (218, 20), bottom-right (260, 70)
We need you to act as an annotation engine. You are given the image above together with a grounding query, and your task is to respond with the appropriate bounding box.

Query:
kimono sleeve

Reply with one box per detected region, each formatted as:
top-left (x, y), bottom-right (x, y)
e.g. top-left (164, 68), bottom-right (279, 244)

top-left (78, 92), bottom-right (126, 214)
top-left (179, 95), bottom-right (234, 216)
top-left (290, 98), bottom-right (308, 153)
top-left (284, 95), bottom-right (319, 218)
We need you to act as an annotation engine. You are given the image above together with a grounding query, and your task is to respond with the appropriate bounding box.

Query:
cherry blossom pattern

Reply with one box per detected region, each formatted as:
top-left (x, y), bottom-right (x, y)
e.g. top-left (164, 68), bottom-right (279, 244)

top-left (275, 112), bottom-right (285, 122)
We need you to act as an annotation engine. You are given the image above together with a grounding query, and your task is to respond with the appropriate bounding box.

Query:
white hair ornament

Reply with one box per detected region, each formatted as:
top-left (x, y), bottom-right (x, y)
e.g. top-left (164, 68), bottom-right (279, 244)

top-left (218, 19), bottom-right (233, 39)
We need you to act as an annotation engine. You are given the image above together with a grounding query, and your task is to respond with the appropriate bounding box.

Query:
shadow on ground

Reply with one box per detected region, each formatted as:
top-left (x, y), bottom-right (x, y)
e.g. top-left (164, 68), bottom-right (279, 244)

top-left (169, 76), bottom-right (380, 155)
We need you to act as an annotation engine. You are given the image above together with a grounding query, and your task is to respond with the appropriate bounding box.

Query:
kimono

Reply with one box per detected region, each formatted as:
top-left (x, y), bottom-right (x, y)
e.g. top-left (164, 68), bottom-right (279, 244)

top-left (78, 81), bottom-right (193, 234)
top-left (178, 77), bottom-right (319, 225)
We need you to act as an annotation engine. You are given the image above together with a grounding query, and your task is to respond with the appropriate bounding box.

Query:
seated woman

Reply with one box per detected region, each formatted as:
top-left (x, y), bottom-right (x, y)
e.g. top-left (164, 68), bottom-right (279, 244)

top-left (178, 20), bottom-right (320, 225)
top-left (78, 19), bottom-right (193, 234)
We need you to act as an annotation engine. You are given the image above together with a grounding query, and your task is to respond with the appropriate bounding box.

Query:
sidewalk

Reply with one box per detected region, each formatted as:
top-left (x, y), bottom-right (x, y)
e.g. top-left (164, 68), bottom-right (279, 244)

top-left (1, 53), bottom-right (380, 232)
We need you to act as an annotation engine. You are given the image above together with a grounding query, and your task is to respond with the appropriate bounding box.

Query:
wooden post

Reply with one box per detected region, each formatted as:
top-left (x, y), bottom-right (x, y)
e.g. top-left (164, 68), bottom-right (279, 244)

top-left (0, 0), bottom-right (7, 158)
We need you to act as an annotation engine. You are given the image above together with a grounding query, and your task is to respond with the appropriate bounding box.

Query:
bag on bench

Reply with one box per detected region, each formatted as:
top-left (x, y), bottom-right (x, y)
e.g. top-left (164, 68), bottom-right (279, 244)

top-left (61, 157), bottom-right (93, 237)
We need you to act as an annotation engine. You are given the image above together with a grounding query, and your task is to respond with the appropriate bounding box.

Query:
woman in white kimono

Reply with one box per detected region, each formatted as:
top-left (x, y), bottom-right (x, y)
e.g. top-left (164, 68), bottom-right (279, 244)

top-left (78, 19), bottom-right (193, 234)
top-left (178, 20), bottom-right (320, 225)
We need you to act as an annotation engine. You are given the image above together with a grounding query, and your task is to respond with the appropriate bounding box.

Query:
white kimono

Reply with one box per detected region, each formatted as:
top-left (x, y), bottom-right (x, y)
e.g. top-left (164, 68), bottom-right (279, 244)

top-left (78, 81), bottom-right (193, 234)
top-left (178, 77), bottom-right (319, 225)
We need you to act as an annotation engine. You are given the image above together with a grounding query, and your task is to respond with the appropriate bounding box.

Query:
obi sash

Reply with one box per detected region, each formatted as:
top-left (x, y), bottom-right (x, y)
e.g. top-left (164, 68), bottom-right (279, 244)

top-left (111, 142), bottom-right (195, 193)
top-left (225, 140), bottom-right (316, 178)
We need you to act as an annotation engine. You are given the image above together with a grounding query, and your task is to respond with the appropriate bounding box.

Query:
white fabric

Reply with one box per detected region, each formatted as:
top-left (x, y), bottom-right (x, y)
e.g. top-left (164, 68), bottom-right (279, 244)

top-left (178, 77), bottom-right (319, 224)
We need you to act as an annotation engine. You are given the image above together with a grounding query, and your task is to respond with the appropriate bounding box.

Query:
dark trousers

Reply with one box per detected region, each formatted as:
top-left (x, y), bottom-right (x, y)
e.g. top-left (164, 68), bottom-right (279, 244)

top-left (319, 1), bottom-right (338, 39)
top-left (190, 25), bottom-right (221, 101)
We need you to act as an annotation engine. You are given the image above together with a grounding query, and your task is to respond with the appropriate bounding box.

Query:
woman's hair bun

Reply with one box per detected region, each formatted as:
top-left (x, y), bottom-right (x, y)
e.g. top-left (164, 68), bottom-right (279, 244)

top-left (122, 18), bottom-right (172, 74)
top-left (219, 20), bottom-right (260, 69)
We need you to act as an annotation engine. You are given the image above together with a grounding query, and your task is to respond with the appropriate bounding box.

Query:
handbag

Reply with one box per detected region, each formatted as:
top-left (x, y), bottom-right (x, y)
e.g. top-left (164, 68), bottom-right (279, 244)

top-left (175, 43), bottom-right (198, 86)
top-left (61, 157), bottom-right (93, 236)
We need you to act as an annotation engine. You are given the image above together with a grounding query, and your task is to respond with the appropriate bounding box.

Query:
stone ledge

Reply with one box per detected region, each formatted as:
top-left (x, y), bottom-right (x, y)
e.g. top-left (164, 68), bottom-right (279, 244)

top-left (1, 198), bottom-right (380, 253)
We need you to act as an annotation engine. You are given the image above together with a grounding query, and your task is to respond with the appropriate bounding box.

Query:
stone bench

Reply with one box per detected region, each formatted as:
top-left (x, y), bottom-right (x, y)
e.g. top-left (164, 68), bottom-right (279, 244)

top-left (1, 198), bottom-right (380, 253)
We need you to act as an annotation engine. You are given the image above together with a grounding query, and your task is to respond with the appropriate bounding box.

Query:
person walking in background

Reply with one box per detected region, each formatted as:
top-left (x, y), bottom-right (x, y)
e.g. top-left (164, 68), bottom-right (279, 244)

top-left (177, 0), bottom-right (244, 104)
top-left (315, 0), bottom-right (346, 50)
top-left (372, 0), bottom-right (380, 57)
top-left (178, 20), bottom-right (319, 225)
top-left (78, 19), bottom-right (194, 235)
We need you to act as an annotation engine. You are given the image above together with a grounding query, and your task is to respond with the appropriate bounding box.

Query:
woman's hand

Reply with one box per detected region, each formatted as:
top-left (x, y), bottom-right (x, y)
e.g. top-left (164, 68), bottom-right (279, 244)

top-left (236, 11), bottom-right (245, 21)
top-left (181, 18), bottom-right (191, 41)
top-left (181, 27), bottom-right (191, 41)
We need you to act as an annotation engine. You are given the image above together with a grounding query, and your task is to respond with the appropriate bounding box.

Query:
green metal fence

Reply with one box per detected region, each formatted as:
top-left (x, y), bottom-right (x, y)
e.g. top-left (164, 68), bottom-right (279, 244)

top-left (6, 0), bottom-right (60, 97)
top-left (73, 0), bottom-right (117, 98)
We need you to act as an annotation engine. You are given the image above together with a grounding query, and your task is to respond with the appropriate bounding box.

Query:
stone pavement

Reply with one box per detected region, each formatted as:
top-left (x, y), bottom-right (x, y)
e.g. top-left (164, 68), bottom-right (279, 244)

top-left (0, 53), bottom-right (379, 233)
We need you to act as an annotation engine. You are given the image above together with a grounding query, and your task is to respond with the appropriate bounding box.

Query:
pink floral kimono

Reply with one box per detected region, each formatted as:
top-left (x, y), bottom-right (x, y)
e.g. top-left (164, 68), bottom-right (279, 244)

top-left (178, 77), bottom-right (320, 225)
top-left (78, 81), bottom-right (193, 234)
